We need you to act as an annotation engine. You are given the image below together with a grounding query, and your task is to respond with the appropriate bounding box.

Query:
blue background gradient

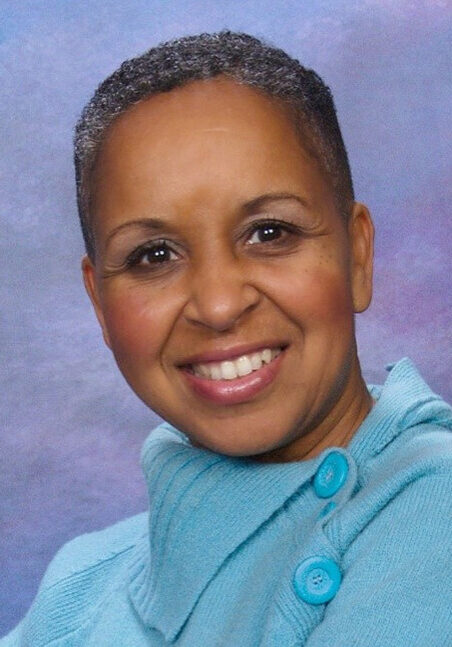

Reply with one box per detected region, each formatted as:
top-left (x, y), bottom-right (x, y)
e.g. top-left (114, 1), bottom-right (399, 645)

top-left (1, 0), bottom-right (451, 634)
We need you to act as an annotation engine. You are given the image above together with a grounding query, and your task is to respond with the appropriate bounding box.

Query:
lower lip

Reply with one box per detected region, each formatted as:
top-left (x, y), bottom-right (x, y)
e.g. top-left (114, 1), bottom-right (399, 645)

top-left (179, 349), bottom-right (286, 406)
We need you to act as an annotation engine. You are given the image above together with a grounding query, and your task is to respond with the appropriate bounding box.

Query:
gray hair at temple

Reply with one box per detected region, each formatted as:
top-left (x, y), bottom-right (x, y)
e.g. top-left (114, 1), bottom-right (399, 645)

top-left (74, 30), bottom-right (355, 260)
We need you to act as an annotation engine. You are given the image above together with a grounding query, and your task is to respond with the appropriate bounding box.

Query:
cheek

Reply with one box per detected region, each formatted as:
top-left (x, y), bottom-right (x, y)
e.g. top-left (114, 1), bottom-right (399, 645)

top-left (100, 286), bottom-right (168, 363)
top-left (269, 261), bottom-right (353, 328)
top-left (307, 273), bottom-right (352, 323)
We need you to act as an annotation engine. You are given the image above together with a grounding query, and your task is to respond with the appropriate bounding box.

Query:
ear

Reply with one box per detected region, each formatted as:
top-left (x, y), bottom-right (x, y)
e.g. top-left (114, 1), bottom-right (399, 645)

top-left (348, 202), bottom-right (374, 313)
top-left (81, 255), bottom-right (112, 349)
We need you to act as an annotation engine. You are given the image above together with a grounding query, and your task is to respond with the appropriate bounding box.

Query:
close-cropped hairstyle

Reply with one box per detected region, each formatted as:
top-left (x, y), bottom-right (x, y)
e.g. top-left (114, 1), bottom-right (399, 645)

top-left (74, 30), bottom-right (355, 260)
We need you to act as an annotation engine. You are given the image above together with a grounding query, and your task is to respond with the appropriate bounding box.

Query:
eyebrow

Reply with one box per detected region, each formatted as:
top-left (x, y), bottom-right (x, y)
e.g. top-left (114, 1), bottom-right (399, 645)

top-left (243, 192), bottom-right (309, 212)
top-left (105, 192), bottom-right (309, 247)
top-left (105, 216), bottom-right (168, 248)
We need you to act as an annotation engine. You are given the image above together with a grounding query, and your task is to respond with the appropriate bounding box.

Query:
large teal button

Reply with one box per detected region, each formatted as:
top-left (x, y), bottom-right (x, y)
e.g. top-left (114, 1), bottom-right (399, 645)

top-left (293, 556), bottom-right (341, 605)
top-left (313, 451), bottom-right (349, 498)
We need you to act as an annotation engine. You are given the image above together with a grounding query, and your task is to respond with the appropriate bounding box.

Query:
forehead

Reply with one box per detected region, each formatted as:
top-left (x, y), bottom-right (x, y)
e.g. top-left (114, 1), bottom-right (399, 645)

top-left (91, 77), bottom-right (334, 231)
top-left (104, 76), bottom-right (299, 144)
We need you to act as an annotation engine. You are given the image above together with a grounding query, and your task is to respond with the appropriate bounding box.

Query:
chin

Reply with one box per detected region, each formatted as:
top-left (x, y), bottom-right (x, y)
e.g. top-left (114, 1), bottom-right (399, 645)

top-left (191, 431), bottom-right (289, 460)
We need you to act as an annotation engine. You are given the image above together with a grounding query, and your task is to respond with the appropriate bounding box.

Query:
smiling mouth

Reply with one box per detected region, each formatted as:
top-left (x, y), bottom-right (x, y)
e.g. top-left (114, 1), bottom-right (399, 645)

top-left (184, 346), bottom-right (284, 381)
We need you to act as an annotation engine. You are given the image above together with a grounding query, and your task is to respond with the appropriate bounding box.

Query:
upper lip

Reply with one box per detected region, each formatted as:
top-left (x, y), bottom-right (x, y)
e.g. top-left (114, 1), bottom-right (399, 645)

top-left (178, 340), bottom-right (289, 366)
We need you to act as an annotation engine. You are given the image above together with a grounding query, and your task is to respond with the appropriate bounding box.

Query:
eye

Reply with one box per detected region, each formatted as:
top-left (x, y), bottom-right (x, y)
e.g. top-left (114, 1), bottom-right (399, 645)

top-left (246, 220), bottom-right (299, 246)
top-left (126, 240), bottom-right (179, 269)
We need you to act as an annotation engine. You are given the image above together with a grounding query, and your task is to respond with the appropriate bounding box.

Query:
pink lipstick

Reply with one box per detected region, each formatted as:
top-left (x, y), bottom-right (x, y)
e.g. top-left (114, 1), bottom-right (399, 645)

top-left (179, 347), bottom-right (286, 405)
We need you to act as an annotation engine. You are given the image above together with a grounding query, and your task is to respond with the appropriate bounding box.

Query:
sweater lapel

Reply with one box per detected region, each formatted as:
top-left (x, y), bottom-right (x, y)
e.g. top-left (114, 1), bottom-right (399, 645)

top-left (128, 424), bottom-right (318, 642)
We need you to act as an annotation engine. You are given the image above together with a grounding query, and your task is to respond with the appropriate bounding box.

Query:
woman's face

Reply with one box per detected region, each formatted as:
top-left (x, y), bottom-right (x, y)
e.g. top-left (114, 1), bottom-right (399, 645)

top-left (83, 77), bottom-right (373, 460)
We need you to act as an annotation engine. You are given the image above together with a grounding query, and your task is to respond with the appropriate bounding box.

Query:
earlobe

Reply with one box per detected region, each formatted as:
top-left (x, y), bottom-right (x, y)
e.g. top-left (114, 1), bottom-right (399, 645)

top-left (81, 255), bottom-right (112, 349)
top-left (349, 202), bottom-right (374, 313)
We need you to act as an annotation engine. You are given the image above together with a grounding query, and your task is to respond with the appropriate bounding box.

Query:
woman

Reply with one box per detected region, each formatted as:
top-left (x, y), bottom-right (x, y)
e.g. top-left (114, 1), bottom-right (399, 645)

top-left (2, 30), bottom-right (451, 646)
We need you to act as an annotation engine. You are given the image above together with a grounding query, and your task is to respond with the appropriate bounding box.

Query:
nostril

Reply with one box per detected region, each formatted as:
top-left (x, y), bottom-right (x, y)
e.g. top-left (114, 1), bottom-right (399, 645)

top-left (183, 278), bottom-right (262, 332)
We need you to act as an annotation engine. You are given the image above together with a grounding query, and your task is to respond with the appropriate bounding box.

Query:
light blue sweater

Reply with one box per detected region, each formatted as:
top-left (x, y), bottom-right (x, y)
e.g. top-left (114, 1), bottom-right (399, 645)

top-left (2, 358), bottom-right (452, 646)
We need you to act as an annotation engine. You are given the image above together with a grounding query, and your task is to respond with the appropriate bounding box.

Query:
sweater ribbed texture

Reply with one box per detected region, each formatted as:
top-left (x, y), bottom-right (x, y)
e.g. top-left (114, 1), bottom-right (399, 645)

top-left (2, 358), bottom-right (452, 646)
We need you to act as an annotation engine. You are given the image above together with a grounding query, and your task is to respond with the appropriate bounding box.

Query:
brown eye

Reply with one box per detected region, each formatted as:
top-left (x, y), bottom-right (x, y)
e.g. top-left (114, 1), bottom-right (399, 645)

top-left (126, 241), bottom-right (178, 268)
top-left (246, 221), bottom-right (297, 245)
top-left (142, 245), bottom-right (173, 263)
top-left (251, 224), bottom-right (282, 243)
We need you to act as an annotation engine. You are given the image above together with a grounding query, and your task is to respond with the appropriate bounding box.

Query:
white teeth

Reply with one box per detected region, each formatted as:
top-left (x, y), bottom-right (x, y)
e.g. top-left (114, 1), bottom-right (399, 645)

top-left (220, 361), bottom-right (237, 380)
top-left (210, 364), bottom-right (223, 380)
top-left (250, 352), bottom-right (263, 370)
top-left (236, 355), bottom-right (253, 376)
top-left (191, 346), bottom-right (283, 381)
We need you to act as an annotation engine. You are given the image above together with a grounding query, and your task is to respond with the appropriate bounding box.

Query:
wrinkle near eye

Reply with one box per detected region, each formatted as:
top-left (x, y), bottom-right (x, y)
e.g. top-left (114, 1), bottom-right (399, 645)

top-left (105, 232), bottom-right (170, 263)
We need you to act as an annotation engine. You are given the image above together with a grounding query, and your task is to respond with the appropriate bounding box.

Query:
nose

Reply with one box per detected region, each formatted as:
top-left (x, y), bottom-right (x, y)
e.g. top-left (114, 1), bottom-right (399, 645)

top-left (182, 255), bottom-right (261, 332)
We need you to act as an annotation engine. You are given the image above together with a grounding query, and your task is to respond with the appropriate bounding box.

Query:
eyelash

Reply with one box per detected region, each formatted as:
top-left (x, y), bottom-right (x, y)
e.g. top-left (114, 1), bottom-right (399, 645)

top-left (125, 239), bottom-right (177, 268)
top-left (124, 219), bottom-right (302, 270)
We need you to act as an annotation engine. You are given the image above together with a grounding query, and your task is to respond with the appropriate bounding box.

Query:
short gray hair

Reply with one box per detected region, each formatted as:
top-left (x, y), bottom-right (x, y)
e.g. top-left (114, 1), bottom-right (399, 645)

top-left (74, 30), bottom-right (354, 259)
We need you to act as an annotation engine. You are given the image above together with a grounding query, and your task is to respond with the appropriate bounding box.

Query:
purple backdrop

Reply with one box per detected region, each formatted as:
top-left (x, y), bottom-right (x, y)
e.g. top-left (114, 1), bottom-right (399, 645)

top-left (1, 0), bottom-right (451, 635)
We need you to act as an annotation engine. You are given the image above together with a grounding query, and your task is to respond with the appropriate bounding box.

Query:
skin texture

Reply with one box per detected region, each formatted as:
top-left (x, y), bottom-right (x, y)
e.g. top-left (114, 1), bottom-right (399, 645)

top-left (82, 76), bottom-right (374, 462)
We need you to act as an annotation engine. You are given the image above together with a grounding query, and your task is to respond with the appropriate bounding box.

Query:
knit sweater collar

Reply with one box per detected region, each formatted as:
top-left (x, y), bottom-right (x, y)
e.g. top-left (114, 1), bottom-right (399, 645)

top-left (127, 428), bottom-right (322, 641)
top-left (127, 357), bottom-right (452, 641)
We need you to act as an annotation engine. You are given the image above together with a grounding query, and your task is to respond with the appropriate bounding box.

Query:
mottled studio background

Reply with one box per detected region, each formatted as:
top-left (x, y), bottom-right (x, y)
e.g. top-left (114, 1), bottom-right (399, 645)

top-left (1, 0), bottom-right (451, 635)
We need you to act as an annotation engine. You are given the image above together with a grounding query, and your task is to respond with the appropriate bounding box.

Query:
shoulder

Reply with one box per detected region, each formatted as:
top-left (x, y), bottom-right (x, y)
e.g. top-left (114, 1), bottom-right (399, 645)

top-left (38, 510), bottom-right (148, 591)
top-left (1, 512), bottom-right (148, 646)
top-left (354, 418), bottom-right (452, 497)
top-left (354, 358), bottom-right (452, 485)
top-left (343, 422), bottom-right (452, 546)
top-left (364, 422), bottom-right (452, 520)
top-left (333, 423), bottom-right (452, 552)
